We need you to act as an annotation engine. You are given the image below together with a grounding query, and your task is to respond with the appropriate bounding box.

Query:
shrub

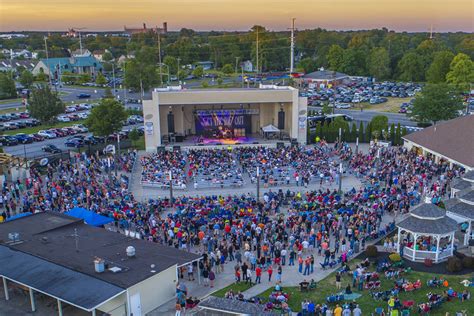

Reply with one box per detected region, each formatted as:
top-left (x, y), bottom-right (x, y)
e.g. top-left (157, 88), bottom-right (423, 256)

top-left (389, 253), bottom-right (402, 262)
top-left (462, 257), bottom-right (474, 269)
top-left (446, 257), bottom-right (463, 272)
top-left (366, 245), bottom-right (379, 257)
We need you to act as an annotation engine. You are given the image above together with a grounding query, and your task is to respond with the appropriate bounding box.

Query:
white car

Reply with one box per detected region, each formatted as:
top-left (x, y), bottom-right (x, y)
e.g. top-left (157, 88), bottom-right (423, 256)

top-left (65, 106), bottom-right (77, 113)
top-left (72, 124), bottom-right (89, 133)
top-left (57, 116), bottom-right (71, 122)
top-left (38, 130), bottom-right (57, 139)
top-left (77, 112), bottom-right (89, 119)
top-left (335, 103), bottom-right (351, 109)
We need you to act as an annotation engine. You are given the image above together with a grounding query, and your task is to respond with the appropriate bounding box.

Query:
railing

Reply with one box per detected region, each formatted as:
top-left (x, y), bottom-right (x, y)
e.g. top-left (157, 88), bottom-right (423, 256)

top-left (403, 246), bottom-right (453, 262)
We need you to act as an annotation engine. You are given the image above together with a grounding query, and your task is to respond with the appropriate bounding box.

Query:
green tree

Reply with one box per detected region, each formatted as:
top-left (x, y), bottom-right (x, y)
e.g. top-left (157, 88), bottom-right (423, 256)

top-left (124, 59), bottom-right (158, 92)
top-left (79, 73), bottom-right (92, 84)
top-left (369, 115), bottom-right (388, 139)
top-left (35, 72), bottom-right (48, 82)
top-left (217, 78), bottom-right (223, 86)
top-left (221, 64), bottom-right (234, 75)
top-left (19, 70), bottom-right (34, 88)
top-left (201, 80), bottom-right (209, 88)
top-left (163, 56), bottom-right (178, 75)
top-left (28, 85), bottom-right (65, 123)
top-left (95, 72), bottom-right (107, 85)
top-left (327, 44), bottom-right (344, 71)
top-left (61, 71), bottom-right (77, 84)
top-left (389, 123), bottom-right (396, 144)
top-left (410, 83), bottom-right (463, 124)
top-left (368, 47), bottom-right (390, 79)
top-left (103, 87), bottom-right (114, 99)
top-left (397, 51), bottom-right (424, 82)
top-left (102, 51), bottom-right (114, 62)
top-left (128, 128), bottom-right (140, 147)
top-left (192, 66), bottom-right (204, 78)
top-left (342, 48), bottom-right (367, 75)
top-left (85, 98), bottom-right (127, 137)
top-left (395, 122), bottom-right (402, 145)
top-left (297, 58), bottom-right (318, 73)
top-left (322, 104), bottom-right (332, 115)
top-left (446, 53), bottom-right (474, 91)
top-left (358, 121), bottom-right (365, 143)
top-left (177, 70), bottom-right (187, 81)
top-left (0, 73), bottom-right (16, 99)
top-left (426, 50), bottom-right (455, 83)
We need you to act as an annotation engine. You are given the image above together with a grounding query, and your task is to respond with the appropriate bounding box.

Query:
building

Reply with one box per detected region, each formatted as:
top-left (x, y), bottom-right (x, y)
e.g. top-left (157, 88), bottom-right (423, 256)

top-left (300, 68), bottom-right (350, 88)
top-left (93, 49), bottom-right (111, 61)
top-left (71, 48), bottom-right (92, 57)
top-left (193, 61), bottom-right (214, 71)
top-left (32, 56), bottom-right (103, 78)
top-left (0, 60), bottom-right (36, 73)
top-left (402, 115), bottom-right (474, 171)
top-left (0, 212), bottom-right (200, 316)
top-left (142, 85), bottom-right (308, 150)
top-left (240, 60), bottom-right (254, 72)
top-left (123, 22), bottom-right (167, 36)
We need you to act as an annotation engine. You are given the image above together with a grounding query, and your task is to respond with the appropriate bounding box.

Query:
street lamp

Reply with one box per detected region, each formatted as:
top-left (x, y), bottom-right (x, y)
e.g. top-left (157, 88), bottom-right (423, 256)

top-left (157, 63), bottom-right (170, 87)
top-left (256, 166), bottom-right (260, 201)
top-left (338, 162), bottom-right (343, 194)
top-left (356, 129), bottom-right (359, 155)
top-left (169, 170), bottom-right (173, 205)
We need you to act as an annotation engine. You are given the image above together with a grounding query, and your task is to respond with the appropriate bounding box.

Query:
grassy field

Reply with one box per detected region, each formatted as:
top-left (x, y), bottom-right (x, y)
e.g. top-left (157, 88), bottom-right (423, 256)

top-left (2, 120), bottom-right (86, 136)
top-left (212, 282), bottom-right (255, 298)
top-left (0, 106), bottom-right (26, 115)
top-left (257, 260), bottom-right (473, 315)
top-left (0, 98), bottom-right (22, 105)
top-left (131, 135), bottom-right (145, 150)
top-left (347, 97), bottom-right (412, 113)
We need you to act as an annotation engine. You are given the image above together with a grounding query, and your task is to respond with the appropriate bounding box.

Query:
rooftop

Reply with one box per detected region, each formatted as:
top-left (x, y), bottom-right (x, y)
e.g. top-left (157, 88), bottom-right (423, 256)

top-left (463, 170), bottom-right (474, 181)
top-left (445, 198), bottom-right (474, 219)
top-left (451, 177), bottom-right (473, 191)
top-left (402, 115), bottom-right (474, 169)
top-left (199, 297), bottom-right (277, 316)
top-left (397, 203), bottom-right (458, 235)
top-left (0, 212), bottom-right (201, 289)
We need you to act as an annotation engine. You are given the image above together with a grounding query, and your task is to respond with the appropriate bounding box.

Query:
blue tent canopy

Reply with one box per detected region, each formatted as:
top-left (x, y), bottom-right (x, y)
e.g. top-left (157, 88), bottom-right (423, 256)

top-left (6, 212), bottom-right (33, 222)
top-left (65, 207), bottom-right (114, 227)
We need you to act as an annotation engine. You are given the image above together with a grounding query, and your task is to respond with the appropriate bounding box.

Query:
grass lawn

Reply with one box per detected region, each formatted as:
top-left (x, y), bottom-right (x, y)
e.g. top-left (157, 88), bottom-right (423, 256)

top-left (212, 282), bottom-right (255, 298)
top-left (257, 260), bottom-right (473, 315)
top-left (2, 120), bottom-right (86, 135)
top-left (0, 106), bottom-right (26, 115)
top-left (348, 97), bottom-right (412, 113)
top-left (0, 98), bottom-right (22, 105)
top-left (131, 135), bottom-right (145, 150)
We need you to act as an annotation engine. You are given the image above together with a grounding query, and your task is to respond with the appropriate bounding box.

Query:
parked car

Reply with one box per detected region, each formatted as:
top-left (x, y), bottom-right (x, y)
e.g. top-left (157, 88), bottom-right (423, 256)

top-left (38, 130), bottom-right (57, 139)
top-left (14, 133), bottom-right (34, 144)
top-left (0, 136), bottom-right (19, 146)
top-left (57, 116), bottom-right (71, 122)
top-left (65, 138), bottom-right (84, 148)
top-left (42, 144), bottom-right (62, 153)
top-left (30, 134), bottom-right (45, 142)
top-left (77, 93), bottom-right (91, 99)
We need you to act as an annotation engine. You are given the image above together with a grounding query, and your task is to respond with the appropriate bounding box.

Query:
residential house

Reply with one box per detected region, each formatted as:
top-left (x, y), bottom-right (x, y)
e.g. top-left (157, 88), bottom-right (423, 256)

top-left (240, 60), bottom-right (254, 72)
top-left (0, 60), bottom-right (36, 73)
top-left (32, 56), bottom-right (103, 79)
top-left (71, 49), bottom-right (92, 57)
top-left (93, 49), bottom-right (111, 62)
top-left (193, 61), bottom-right (214, 71)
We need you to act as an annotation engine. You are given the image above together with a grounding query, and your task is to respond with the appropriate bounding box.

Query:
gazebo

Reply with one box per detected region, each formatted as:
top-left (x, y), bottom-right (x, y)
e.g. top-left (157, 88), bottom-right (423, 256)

top-left (397, 203), bottom-right (458, 263)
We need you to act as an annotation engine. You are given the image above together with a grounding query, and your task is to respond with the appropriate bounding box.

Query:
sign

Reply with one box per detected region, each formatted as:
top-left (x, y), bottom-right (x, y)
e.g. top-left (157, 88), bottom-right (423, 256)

top-left (195, 109), bottom-right (259, 116)
top-left (145, 122), bottom-right (154, 136)
top-left (298, 116), bottom-right (307, 129)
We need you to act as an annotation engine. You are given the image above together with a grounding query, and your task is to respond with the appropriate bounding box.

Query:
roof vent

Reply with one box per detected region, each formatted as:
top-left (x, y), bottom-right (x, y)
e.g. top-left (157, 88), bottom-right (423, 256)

top-left (8, 232), bottom-right (20, 242)
top-left (126, 246), bottom-right (136, 257)
top-left (109, 266), bottom-right (122, 273)
top-left (94, 258), bottom-right (105, 273)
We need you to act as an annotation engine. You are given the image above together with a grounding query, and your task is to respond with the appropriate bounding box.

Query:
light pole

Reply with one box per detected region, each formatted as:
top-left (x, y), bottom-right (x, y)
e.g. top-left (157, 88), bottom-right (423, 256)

top-left (169, 170), bottom-right (173, 205)
top-left (112, 63), bottom-right (116, 97)
top-left (338, 162), bottom-right (343, 194)
top-left (256, 166), bottom-right (260, 201)
top-left (356, 129), bottom-right (359, 155)
top-left (157, 63), bottom-right (170, 87)
top-left (114, 133), bottom-right (121, 176)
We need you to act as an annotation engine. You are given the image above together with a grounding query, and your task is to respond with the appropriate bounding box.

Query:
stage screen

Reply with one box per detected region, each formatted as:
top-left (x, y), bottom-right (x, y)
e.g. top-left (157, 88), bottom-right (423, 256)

top-left (194, 109), bottom-right (254, 138)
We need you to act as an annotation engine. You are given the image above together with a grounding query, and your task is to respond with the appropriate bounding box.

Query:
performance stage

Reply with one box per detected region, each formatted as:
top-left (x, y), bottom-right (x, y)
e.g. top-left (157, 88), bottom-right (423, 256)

top-left (142, 85), bottom-right (308, 152)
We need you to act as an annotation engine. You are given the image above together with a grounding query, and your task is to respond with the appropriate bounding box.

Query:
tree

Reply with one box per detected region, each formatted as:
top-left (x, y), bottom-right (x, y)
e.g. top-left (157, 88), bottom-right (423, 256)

top-left (163, 56), bottom-right (178, 75)
top-left (102, 51), bottom-right (114, 62)
top-left (124, 59), bottom-right (158, 92)
top-left (327, 45), bottom-right (344, 71)
top-left (342, 48), bottom-right (367, 75)
top-left (369, 115), bottom-right (388, 139)
top-left (28, 85), bottom-right (65, 123)
top-left (368, 47), bottom-right (390, 79)
top-left (0, 73), bottom-right (17, 99)
top-left (321, 104), bottom-right (332, 115)
top-left (85, 98), bottom-right (127, 137)
top-left (95, 72), bottom-right (107, 85)
top-left (426, 51), bottom-right (455, 83)
top-left (410, 83), bottom-right (463, 124)
top-left (217, 78), bottom-right (223, 86)
top-left (446, 53), bottom-right (474, 91)
top-left (395, 122), bottom-right (402, 145)
top-left (221, 64), bottom-right (234, 75)
top-left (201, 81), bottom-right (209, 88)
top-left (35, 72), bottom-right (48, 82)
top-left (297, 58), bottom-right (318, 73)
top-left (397, 51), bottom-right (424, 82)
top-left (358, 121), bottom-right (365, 143)
top-left (79, 73), bottom-right (92, 84)
top-left (19, 70), bottom-right (34, 88)
top-left (192, 66), bottom-right (204, 78)
top-left (103, 87), bottom-right (114, 99)
top-left (128, 128), bottom-right (140, 147)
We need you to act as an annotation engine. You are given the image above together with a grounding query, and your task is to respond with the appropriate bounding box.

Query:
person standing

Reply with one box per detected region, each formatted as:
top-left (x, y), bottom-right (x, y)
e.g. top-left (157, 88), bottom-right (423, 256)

top-left (267, 265), bottom-right (273, 282)
top-left (352, 304), bottom-right (362, 316)
top-left (209, 269), bottom-right (215, 288)
top-left (310, 254), bottom-right (315, 273)
top-left (246, 268), bottom-right (252, 285)
top-left (303, 256), bottom-right (311, 275)
top-left (202, 268), bottom-right (209, 287)
top-left (298, 256), bottom-right (303, 273)
top-left (281, 248), bottom-right (287, 265)
top-left (242, 262), bottom-right (248, 282)
top-left (255, 266), bottom-right (262, 284)
top-left (335, 272), bottom-right (341, 290)
top-left (289, 249), bottom-right (295, 266)
top-left (276, 265), bottom-right (282, 284)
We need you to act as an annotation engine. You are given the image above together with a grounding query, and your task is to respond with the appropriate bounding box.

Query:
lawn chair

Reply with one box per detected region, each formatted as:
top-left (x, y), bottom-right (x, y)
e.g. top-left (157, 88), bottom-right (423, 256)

top-left (402, 300), bottom-right (414, 309)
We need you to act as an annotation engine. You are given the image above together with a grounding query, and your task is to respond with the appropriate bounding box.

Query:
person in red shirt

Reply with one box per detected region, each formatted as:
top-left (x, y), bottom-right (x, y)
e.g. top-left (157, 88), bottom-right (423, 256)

top-left (255, 266), bottom-right (262, 283)
top-left (267, 265), bottom-right (273, 282)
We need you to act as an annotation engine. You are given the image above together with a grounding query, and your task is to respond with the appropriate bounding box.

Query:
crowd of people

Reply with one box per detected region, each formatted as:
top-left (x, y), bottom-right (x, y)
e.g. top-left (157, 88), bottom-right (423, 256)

top-left (0, 141), bottom-right (465, 315)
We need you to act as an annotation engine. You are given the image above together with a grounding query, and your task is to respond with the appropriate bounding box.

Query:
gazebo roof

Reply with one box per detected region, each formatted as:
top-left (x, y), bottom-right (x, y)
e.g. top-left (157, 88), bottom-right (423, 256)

top-left (397, 203), bottom-right (458, 235)
top-left (459, 189), bottom-right (474, 204)
top-left (445, 198), bottom-right (474, 220)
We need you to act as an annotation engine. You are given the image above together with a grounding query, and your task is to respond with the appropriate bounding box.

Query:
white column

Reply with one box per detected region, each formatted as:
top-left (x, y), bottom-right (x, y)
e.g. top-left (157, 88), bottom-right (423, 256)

top-left (58, 299), bottom-right (63, 316)
top-left (412, 233), bottom-right (417, 261)
top-left (435, 235), bottom-right (440, 263)
top-left (466, 221), bottom-right (472, 246)
top-left (3, 277), bottom-right (9, 301)
top-left (197, 259), bottom-right (201, 285)
top-left (396, 228), bottom-right (401, 254)
top-left (450, 233), bottom-right (455, 256)
top-left (29, 288), bottom-right (36, 312)
top-left (92, 309), bottom-right (96, 316)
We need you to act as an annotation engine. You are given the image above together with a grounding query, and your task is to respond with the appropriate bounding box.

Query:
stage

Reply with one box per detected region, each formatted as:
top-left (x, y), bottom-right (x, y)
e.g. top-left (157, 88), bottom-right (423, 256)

top-left (166, 134), bottom-right (288, 150)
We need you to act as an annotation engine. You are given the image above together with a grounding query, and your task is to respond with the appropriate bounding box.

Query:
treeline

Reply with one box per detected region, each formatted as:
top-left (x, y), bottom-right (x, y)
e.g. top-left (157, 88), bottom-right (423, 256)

top-left (2, 27), bottom-right (472, 82)
top-left (308, 116), bottom-right (407, 145)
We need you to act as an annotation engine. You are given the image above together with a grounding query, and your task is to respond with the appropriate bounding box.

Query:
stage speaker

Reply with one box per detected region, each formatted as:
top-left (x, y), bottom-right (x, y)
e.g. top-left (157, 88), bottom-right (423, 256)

top-left (276, 142), bottom-right (285, 149)
top-left (167, 112), bottom-right (175, 133)
top-left (173, 145), bottom-right (181, 152)
top-left (278, 109), bottom-right (285, 130)
top-left (252, 141), bottom-right (259, 144)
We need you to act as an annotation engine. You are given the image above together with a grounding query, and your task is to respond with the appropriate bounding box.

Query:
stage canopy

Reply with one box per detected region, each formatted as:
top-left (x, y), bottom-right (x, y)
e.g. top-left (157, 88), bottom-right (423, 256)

top-left (262, 124), bottom-right (280, 133)
top-left (65, 207), bottom-right (114, 227)
top-left (6, 212), bottom-right (32, 222)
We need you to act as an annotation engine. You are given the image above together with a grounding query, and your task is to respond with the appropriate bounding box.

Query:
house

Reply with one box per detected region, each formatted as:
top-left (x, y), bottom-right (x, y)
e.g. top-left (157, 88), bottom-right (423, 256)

top-left (32, 56), bottom-right (103, 78)
top-left (71, 48), bottom-right (92, 57)
top-left (117, 54), bottom-right (135, 66)
top-left (402, 115), bottom-right (474, 171)
top-left (240, 60), bottom-right (253, 72)
top-left (93, 49), bottom-right (111, 61)
top-left (123, 22), bottom-right (167, 36)
top-left (0, 212), bottom-right (201, 316)
top-left (0, 60), bottom-right (36, 73)
top-left (11, 49), bottom-right (34, 59)
top-left (300, 68), bottom-right (350, 88)
top-left (193, 61), bottom-right (214, 71)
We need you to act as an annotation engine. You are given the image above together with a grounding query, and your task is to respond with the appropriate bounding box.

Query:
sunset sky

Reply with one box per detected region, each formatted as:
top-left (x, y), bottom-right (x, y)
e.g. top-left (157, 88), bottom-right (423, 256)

top-left (1, 0), bottom-right (472, 32)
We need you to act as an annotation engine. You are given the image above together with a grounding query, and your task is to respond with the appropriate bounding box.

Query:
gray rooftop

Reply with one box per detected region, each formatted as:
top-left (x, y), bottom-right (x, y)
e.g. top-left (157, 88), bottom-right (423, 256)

top-left (200, 297), bottom-right (277, 316)
top-left (452, 178), bottom-right (473, 191)
top-left (0, 245), bottom-right (125, 311)
top-left (410, 203), bottom-right (446, 219)
top-left (303, 70), bottom-right (349, 80)
top-left (459, 190), bottom-right (474, 203)
top-left (445, 198), bottom-right (474, 219)
top-left (463, 170), bottom-right (474, 181)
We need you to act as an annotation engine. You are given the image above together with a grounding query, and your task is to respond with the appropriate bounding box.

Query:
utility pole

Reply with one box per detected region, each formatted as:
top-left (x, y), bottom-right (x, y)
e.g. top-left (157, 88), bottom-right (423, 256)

top-left (169, 170), bottom-right (173, 205)
top-left (256, 166), bottom-right (260, 201)
top-left (112, 63), bottom-right (116, 97)
top-left (256, 28), bottom-right (259, 76)
top-left (79, 31), bottom-right (83, 55)
top-left (235, 57), bottom-right (240, 74)
top-left (289, 18), bottom-right (296, 74)
top-left (157, 32), bottom-right (163, 86)
top-left (44, 36), bottom-right (52, 86)
top-left (338, 163), bottom-right (343, 194)
top-left (177, 57), bottom-right (181, 77)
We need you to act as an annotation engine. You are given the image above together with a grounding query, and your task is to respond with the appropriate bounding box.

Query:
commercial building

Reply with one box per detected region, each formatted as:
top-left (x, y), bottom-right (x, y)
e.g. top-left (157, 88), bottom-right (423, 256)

top-left (402, 115), bottom-right (474, 171)
top-left (32, 56), bottom-right (103, 78)
top-left (142, 85), bottom-right (308, 151)
top-left (299, 69), bottom-right (350, 88)
top-left (123, 22), bottom-right (167, 36)
top-left (0, 212), bottom-right (200, 316)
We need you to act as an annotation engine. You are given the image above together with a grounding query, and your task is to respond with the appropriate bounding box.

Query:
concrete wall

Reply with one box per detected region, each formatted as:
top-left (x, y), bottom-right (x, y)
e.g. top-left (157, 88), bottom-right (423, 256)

top-left (143, 99), bottom-right (161, 152)
top-left (127, 265), bottom-right (177, 315)
top-left (96, 293), bottom-right (127, 316)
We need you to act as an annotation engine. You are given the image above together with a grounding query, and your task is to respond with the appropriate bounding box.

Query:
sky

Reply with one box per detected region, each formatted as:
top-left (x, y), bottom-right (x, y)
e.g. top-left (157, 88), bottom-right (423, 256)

top-left (0, 0), bottom-right (473, 32)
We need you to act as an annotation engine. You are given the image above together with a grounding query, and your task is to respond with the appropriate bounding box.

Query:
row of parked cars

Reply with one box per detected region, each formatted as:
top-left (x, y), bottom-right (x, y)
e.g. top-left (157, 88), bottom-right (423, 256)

top-left (302, 81), bottom-right (422, 106)
top-left (0, 124), bottom-right (90, 147)
top-left (62, 126), bottom-right (145, 149)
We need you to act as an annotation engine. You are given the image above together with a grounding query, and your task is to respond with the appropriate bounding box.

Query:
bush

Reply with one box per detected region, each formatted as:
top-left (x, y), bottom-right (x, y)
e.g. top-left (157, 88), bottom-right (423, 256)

top-left (462, 257), bottom-right (474, 269)
top-left (446, 257), bottom-right (463, 272)
top-left (389, 253), bottom-right (401, 262)
top-left (366, 245), bottom-right (379, 257)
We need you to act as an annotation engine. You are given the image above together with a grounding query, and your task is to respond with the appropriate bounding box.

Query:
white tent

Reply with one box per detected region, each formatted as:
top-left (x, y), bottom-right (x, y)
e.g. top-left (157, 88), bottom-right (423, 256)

top-left (261, 124), bottom-right (280, 133)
